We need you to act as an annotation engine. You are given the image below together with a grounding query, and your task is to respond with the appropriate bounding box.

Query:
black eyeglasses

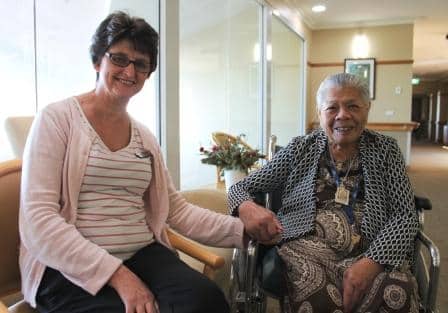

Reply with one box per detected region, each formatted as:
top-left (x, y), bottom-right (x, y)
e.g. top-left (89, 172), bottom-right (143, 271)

top-left (105, 52), bottom-right (151, 74)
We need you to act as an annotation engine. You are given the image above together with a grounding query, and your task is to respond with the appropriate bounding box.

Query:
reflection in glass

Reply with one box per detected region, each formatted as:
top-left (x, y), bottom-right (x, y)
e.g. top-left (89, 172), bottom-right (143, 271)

top-left (180, 0), bottom-right (262, 189)
top-left (0, 0), bottom-right (160, 161)
top-left (0, 0), bottom-right (35, 160)
top-left (270, 15), bottom-right (305, 147)
top-left (35, 0), bottom-right (159, 134)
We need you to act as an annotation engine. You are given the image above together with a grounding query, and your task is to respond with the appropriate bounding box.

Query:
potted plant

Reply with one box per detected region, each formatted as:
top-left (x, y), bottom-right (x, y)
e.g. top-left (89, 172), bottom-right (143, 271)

top-left (199, 135), bottom-right (265, 190)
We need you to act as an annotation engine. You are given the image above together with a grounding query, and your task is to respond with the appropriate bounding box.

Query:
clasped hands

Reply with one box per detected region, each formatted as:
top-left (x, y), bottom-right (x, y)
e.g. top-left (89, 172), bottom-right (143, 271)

top-left (238, 200), bottom-right (283, 245)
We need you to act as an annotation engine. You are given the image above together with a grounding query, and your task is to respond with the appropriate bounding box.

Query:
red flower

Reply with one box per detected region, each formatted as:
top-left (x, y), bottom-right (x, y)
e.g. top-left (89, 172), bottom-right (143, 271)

top-left (199, 135), bottom-right (265, 171)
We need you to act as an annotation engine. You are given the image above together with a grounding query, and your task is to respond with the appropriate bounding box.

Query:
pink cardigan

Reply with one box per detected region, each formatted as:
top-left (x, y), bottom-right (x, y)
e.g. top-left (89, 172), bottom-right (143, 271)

top-left (19, 97), bottom-right (244, 307)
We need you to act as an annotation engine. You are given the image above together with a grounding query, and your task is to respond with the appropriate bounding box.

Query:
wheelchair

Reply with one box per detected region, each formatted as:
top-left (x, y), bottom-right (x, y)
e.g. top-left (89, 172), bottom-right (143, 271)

top-left (228, 136), bottom-right (440, 313)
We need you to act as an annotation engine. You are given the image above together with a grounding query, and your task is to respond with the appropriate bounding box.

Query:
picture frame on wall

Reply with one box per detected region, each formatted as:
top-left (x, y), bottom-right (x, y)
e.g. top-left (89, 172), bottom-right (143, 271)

top-left (344, 58), bottom-right (376, 99)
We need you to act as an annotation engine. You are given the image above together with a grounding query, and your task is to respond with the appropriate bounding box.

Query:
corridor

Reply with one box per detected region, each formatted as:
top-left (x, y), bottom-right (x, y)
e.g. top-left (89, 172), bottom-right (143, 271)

top-left (409, 141), bottom-right (448, 311)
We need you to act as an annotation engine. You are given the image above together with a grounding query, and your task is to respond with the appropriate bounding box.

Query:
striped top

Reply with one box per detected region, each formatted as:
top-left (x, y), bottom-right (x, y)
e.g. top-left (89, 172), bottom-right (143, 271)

top-left (75, 109), bottom-right (154, 260)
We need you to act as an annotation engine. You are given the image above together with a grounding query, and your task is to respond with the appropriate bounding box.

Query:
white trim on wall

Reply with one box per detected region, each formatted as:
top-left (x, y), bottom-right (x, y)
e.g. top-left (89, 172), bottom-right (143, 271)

top-left (261, 5), bottom-right (272, 152)
top-left (160, 0), bottom-right (180, 188)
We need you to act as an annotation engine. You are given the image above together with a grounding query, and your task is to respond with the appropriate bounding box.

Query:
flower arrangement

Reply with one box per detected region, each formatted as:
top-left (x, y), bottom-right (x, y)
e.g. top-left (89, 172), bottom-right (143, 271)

top-left (199, 135), bottom-right (265, 172)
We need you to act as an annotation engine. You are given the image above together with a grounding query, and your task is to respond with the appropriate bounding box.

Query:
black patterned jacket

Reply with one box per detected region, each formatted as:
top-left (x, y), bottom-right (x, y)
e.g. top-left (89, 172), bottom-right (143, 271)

top-left (228, 129), bottom-right (419, 268)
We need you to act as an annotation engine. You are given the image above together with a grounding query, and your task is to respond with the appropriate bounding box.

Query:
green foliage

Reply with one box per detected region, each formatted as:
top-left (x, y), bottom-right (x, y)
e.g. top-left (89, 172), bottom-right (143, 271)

top-left (199, 135), bottom-right (265, 171)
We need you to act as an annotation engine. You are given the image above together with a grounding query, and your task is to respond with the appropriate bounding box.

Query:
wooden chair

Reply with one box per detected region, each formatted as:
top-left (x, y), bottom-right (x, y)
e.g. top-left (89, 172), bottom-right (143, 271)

top-left (4, 117), bottom-right (34, 159)
top-left (212, 132), bottom-right (253, 151)
top-left (211, 132), bottom-right (255, 186)
top-left (0, 160), bottom-right (227, 312)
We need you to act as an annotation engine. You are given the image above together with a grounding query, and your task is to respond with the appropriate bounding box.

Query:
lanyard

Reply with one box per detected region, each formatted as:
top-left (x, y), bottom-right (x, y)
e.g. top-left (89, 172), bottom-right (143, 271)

top-left (327, 160), bottom-right (360, 224)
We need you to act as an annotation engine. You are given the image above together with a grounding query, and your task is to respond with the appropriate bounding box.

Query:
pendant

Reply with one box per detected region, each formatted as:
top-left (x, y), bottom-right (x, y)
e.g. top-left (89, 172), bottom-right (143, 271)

top-left (351, 234), bottom-right (361, 247)
top-left (335, 185), bottom-right (350, 205)
top-left (347, 233), bottom-right (361, 253)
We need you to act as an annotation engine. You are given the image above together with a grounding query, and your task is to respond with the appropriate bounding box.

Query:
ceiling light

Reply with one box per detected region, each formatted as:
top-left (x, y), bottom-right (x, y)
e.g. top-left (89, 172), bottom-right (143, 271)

top-left (352, 34), bottom-right (369, 58)
top-left (266, 43), bottom-right (272, 61)
top-left (312, 5), bottom-right (326, 13)
top-left (253, 43), bottom-right (260, 63)
top-left (253, 43), bottom-right (272, 63)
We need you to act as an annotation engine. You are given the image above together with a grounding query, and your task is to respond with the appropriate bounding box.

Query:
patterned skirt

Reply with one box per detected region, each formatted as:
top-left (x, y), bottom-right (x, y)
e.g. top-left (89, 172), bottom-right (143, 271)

top-left (277, 210), bottom-right (419, 313)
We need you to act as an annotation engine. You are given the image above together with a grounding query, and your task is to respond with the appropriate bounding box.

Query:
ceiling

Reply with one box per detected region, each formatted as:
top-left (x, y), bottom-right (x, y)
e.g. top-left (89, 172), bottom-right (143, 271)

top-left (274, 0), bottom-right (448, 82)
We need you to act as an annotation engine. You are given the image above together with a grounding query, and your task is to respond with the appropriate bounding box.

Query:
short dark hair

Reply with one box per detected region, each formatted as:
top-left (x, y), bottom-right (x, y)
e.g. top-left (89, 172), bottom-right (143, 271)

top-left (90, 11), bottom-right (159, 75)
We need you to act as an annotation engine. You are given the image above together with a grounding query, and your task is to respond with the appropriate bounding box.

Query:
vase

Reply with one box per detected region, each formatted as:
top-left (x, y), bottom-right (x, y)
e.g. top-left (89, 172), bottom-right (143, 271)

top-left (223, 169), bottom-right (247, 192)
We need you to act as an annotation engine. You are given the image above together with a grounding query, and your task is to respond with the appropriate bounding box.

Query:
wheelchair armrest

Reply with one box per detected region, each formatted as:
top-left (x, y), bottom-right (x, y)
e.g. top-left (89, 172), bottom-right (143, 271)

top-left (253, 192), bottom-right (266, 207)
top-left (253, 190), bottom-right (283, 214)
top-left (415, 229), bottom-right (440, 312)
top-left (415, 196), bottom-right (431, 211)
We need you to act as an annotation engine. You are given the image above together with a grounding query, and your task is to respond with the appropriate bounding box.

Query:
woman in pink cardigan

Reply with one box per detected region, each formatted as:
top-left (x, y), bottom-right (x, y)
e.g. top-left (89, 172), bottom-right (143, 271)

top-left (20, 11), bottom-right (244, 313)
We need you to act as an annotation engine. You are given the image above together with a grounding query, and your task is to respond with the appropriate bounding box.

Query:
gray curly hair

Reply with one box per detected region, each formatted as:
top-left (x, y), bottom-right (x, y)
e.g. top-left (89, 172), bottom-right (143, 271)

top-left (316, 73), bottom-right (370, 110)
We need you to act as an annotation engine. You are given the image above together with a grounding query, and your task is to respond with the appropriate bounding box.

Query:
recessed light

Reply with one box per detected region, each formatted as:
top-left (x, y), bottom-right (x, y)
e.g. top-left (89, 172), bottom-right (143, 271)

top-left (312, 5), bottom-right (326, 13)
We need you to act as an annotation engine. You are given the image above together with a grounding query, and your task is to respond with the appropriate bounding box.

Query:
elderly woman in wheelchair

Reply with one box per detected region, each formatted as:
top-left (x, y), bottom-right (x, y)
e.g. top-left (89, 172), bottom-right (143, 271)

top-left (229, 73), bottom-right (420, 313)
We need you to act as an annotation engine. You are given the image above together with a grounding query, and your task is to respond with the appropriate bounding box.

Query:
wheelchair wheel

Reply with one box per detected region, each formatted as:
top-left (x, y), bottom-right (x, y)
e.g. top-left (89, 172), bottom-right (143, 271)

top-left (229, 247), bottom-right (269, 313)
top-left (229, 248), bottom-right (246, 313)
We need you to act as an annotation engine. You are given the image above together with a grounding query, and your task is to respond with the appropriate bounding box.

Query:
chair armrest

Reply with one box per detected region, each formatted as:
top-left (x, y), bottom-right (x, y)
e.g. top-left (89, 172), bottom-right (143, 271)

top-left (415, 195), bottom-right (432, 228)
top-left (415, 196), bottom-right (431, 211)
top-left (0, 301), bottom-right (10, 313)
top-left (166, 229), bottom-right (225, 278)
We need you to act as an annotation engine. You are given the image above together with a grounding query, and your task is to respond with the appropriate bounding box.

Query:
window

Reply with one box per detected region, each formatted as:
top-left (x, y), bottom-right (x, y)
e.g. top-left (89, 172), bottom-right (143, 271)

top-left (179, 0), bottom-right (262, 189)
top-left (179, 1), bottom-right (306, 189)
top-left (35, 0), bottom-right (160, 133)
top-left (270, 15), bottom-right (305, 146)
top-left (0, 0), bottom-right (35, 161)
top-left (0, 0), bottom-right (160, 161)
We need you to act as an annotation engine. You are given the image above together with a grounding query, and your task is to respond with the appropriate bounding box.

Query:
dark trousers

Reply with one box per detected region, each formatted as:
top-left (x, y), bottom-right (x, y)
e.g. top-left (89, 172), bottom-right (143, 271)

top-left (36, 243), bottom-right (229, 313)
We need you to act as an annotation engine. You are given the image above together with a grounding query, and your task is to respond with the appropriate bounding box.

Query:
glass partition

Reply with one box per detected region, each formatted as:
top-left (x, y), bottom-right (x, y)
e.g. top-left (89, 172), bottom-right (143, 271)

top-left (35, 0), bottom-right (159, 135)
top-left (179, 0), bottom-right (262, 189)
top-left (270, 15), bottom-right (305, 146)
top-left (0, 0), bottom-right (160, 162)
top-left (0, 0), bottom-right (35, 160)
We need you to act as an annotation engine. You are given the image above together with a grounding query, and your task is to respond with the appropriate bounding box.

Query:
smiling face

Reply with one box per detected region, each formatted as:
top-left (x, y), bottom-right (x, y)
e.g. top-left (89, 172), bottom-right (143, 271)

top-left (94, 39), bottom-right (151, 102)
top-left (318, 86), bottom-right (370, 148)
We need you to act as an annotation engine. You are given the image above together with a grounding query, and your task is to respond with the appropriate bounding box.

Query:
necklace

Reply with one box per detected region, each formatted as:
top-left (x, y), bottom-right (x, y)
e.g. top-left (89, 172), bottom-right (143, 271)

top-left (328, 149), bottom-right (356, 206)
top-left (327, 146), bottom-right (362, 248)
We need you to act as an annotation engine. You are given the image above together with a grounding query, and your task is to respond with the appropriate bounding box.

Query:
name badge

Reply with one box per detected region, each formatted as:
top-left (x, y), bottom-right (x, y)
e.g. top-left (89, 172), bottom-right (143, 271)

top-left (335, 186), bottom-right (350, 205)
top-left (135, 149), bottom-right (151, 159)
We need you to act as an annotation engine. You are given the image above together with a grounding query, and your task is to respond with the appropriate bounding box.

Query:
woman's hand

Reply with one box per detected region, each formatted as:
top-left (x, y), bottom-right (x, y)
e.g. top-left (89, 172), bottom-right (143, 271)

top-left (342, 257), bottom-right (383, 313)
top-left (108, 265), bottom-right (159, 313)
top-left (238, 200), bottom-right (283, 244)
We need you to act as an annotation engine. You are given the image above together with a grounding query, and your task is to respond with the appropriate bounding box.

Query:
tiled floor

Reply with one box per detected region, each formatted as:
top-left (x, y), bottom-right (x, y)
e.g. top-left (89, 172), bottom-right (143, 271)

top-left (408, 141), bottom-right (448, 312)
